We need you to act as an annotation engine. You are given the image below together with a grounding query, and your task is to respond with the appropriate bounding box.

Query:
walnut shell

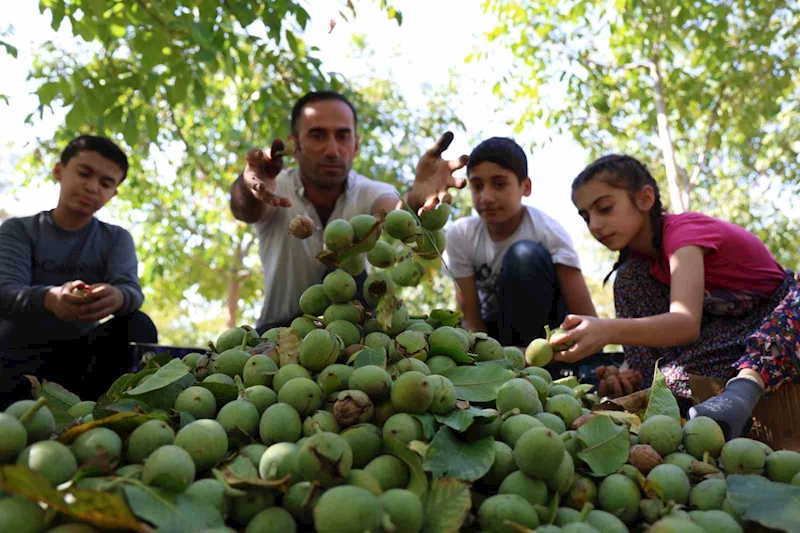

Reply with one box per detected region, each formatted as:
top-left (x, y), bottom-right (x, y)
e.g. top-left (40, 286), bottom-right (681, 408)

top-left (288, 215), bottom-right (315, 239)
top-left (629, 444), bottom-right (663, 474)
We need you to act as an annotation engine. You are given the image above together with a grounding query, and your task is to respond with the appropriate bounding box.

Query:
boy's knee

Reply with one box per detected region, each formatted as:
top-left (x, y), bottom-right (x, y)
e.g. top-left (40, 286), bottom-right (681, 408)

top-left (126, 311), bottom-right (159, 343)
top-left (503, 240), bottom-right (552, 272)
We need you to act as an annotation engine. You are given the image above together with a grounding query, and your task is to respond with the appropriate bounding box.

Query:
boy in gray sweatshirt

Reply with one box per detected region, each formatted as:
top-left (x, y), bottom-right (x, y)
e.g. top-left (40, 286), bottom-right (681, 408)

top-left (0, 135), bottom-right (157, 407)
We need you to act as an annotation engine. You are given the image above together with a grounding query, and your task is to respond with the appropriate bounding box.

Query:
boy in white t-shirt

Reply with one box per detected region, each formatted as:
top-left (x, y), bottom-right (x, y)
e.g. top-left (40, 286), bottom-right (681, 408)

top-left (443, 137), bottom-right (597, 348)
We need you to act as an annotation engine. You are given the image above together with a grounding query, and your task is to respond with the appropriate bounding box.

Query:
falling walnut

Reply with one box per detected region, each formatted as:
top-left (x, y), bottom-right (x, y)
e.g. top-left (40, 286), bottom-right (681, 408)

top-left (288, 215), bottom-right (315, 239)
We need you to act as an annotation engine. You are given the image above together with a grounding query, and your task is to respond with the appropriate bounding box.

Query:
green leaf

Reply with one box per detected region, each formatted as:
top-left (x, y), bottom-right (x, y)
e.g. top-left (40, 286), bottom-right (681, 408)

top-left (124, 373), bottom-right (196, 411)
top-left (0, 465), bottom-right (148, 531)
top-left (553, 376), bottom-right (580, 389)
top-left (36, 81), bottom-right (61, 106)
top-left (25, 376), bottom-right (80, 409)
top-left (178, 411), bottom-right (196, 428)
top-left (424, 427), bottom-right (494, 481)
top-left (295, 7), bottom-right (310, 29)
top-left (383, 437), bottom-right (428, 497)
top-left (65, 104), bottom-right (86, 131)
top-left (430, 345), bottom-right (473, 364)
top-left (422, 477), bottom-right (472, 533)
top-left (23, 376), bottom-right (80, 429)
top-left (352, 347), bottom-right (387, 369)
top-left (377, 293), bottom-right (403, 331)
top-left (145, 113), bottom-right (159, 143)
top-left (727, 475), bottom-right (800, 533)
top-left (143, 353), bottom-right (175, 370)
top-left (443, 365), bottom-right (516, 402)
top-left (475, 359), bottom-right (516, 369)
top-left (411, 413), bottom-right (437, 440)
top-left (214, 455), bottom-right (288, 490)
top-left (57, 411), bottom-right (169, 445)
top-left (576, 414), bottom-right (630, 476)
top-left (434, 407), bottom-right (498, 432)
top-left (591, 410), bottom-right (642, 434)
top-left (125, 359), bottom-right (192, 395)
top-left (643, 361), bottom-right (680, 422)
top-left (122, 481), bottom-right (225, 532)
top-left (0, 39), bottom-right (18, 58)
top-left (123, 109), bottom-right (138, 146)
top-left (97, 371), bottom-right (155, 406)
top-left (110, 24), bottom-right (126, 38)
top-left (278, 327), bottom-right (302, 367)
top-left (95, 399), bottom-right (155, 417)
top-left (286, 30), bottom-right (298, 55)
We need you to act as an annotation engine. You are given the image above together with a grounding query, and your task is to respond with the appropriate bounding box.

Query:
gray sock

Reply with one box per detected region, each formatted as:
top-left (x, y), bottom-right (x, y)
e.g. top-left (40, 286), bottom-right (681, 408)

top-left (688, 377), bottom-right (764, 441)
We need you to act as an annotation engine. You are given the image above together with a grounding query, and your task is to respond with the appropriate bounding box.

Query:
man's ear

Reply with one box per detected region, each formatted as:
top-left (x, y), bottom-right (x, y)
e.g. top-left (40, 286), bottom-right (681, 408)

top-left (288, 133), bottom-right (300, 154)
top-left (53, 162), bottom-right (63, 183)
top-left (354, 134), bottom-right (361, 156)
top-left (635, 185), bottom-right (656, 211)
top-left (522, 177), bottom-right (532, 197)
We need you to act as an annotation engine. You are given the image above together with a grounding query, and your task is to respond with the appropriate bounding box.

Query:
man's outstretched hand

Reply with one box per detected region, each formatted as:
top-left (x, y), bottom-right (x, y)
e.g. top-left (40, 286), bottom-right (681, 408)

top-left (243, 139), bottom-right (293, 208)
top-left (406, 132), bottom-right (469, 215)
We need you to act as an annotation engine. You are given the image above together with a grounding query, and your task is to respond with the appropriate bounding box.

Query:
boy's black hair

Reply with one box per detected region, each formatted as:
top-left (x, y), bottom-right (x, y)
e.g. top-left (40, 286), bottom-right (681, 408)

top-left (290, 90), bottom-right (358, 135)
top-left (571, 154), bottom-right (666, 285)
top-left (466, 137), bottom-right (528, 183)
top-left (60, 135), bottom-right (129, 181)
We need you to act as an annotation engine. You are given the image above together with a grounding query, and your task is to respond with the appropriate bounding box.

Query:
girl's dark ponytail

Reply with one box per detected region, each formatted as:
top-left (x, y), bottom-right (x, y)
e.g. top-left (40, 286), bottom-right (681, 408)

top-left (572, 154), bottom-right (666, 286)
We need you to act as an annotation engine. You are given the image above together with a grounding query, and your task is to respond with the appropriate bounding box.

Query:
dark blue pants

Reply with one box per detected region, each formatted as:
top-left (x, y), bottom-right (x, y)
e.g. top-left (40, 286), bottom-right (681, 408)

top-left (0, 311), bottom-right (158, 408)
top-left (484, 240), bottom-right (567, 347)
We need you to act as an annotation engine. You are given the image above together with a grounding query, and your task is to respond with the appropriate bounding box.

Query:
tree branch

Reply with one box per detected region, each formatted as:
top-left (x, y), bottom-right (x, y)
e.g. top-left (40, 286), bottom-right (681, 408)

top-left (689, 82), bottom-right (728, 187)
top-left (241, 232), bottom-right (256, 256)
top-left (167, 107), bottom-right (211, 178)
top-left (221, 0), bottom-right (255, 39)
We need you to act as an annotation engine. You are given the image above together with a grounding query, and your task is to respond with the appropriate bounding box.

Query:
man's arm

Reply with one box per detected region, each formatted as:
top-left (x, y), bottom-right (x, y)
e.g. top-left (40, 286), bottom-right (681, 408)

top-left (231, 142), bottom-right (293, 224)
top-left (230, 173), bottom-right (269, 224)
top-left (454, 276), bottom-right (487, 334)
top-left (555, 264), bottom-right (598, 318)
top-left (0, 219), bottom-right (55, 320)
top-left (370, 193), bottom-right (402, 217)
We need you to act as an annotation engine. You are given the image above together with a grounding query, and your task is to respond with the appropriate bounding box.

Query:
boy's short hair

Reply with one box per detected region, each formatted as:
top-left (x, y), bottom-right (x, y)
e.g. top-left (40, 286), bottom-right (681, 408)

top-left (467, 137), bottom-right (528, 183)
top-left (60, 135), bottom-right (129, 181)
top-left (290, 90), bottom-right (359, 136)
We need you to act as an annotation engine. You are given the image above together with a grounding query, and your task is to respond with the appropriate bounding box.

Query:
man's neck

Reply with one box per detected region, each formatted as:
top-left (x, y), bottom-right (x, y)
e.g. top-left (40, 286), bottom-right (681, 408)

top-left (50, 205), bottom-right (93, 231)
top-left (300, 171), bottom-right (345, 226)
top-left (486, 207), bottom-right (525, 242)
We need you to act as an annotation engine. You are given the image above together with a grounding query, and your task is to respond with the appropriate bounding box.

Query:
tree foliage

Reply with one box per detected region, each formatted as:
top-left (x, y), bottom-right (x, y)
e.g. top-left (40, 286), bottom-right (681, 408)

top-left (480, 0), bottom-right (800, 268)
top-left (21, 0), bottom-right (463, 345)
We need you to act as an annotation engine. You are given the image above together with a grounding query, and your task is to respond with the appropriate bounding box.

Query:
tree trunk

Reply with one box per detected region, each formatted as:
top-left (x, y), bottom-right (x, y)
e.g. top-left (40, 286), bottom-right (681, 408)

top-left (226, 244), bottom-right (242, 329)
top-left (649, 56), bottom-right (688, 213)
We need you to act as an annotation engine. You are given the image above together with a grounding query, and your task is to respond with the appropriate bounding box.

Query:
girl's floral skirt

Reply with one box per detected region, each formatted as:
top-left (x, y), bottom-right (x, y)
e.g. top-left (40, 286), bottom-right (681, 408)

top-left (613, 258), bottom-right (800, 398)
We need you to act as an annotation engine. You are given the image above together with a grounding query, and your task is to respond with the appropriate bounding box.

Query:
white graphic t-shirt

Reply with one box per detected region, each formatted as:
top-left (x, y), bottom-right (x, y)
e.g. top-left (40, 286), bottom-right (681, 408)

top-left (443, 206), bottom-right (581, 320)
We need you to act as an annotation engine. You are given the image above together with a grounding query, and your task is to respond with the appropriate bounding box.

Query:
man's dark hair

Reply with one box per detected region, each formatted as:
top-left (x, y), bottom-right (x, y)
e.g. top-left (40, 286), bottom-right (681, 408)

top-left (290, 90), bottom-right (358, 135)
top-left (60, 135), bottom-right (130, 181)
top-left (466, 137), bottom-right (528, 183)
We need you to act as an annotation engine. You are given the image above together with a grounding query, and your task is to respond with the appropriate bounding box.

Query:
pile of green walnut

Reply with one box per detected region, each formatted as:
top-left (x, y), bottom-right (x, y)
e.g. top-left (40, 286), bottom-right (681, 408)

top-left (2, 205), bottom-right (799, 533)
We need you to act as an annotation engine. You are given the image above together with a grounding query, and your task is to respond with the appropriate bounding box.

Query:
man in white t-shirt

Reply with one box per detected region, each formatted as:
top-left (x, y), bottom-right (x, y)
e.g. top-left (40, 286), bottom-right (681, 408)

top-left (443, 137), bottom-right (597, 348)
top-left (229, 90), bottom-right (468, 332)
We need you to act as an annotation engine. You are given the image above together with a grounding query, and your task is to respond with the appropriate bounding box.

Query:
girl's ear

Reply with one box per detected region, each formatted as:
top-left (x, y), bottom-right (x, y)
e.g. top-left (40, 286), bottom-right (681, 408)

top-left (635, 185), bottom-right (656, 212)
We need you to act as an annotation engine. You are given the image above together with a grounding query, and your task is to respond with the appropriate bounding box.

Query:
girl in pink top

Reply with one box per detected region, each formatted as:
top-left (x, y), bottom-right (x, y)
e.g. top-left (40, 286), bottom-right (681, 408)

top-left (552, 154), bottom-right (800, 440)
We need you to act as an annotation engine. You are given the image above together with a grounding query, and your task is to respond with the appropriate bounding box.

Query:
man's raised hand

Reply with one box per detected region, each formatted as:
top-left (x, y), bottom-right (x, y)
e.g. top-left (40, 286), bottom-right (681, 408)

top-left (407, 131), bottom-right (469, 215)
top-left (243, 139), bottom-right (293, 208)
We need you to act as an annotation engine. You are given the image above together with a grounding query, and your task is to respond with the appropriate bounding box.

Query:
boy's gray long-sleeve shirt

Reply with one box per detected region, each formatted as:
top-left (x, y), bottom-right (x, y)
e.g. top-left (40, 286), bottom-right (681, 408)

top-left (0, 210), bottom-right (144, 345)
